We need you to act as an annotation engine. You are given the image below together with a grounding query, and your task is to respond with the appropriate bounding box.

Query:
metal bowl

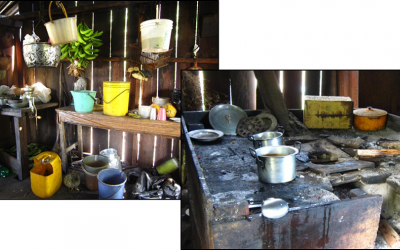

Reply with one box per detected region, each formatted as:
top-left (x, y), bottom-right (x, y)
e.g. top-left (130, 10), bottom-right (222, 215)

top-left (82, 155), bottom-right (108, 174)
top-left (23, 42), bottom-right (61, 68)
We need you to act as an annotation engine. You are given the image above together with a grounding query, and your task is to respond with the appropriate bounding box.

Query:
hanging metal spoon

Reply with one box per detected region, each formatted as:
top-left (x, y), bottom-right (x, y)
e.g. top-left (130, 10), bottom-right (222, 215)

top-left (248, 198), bottom-right (289, 219)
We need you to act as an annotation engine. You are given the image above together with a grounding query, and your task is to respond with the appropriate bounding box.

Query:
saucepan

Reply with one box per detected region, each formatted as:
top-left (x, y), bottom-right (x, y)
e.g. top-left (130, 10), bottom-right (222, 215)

top-left (249, 141), bottom-right (301, 184)
top-left (248, 126), bottom-right (285, 148)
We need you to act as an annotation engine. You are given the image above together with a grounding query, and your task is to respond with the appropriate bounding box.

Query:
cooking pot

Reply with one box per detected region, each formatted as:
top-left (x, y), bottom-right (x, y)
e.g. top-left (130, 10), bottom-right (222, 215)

top-left (248, 126), bottom-right (285, 148)
top-left (353, 106), bottom-right (387, 131)
top-left (249, 141), bottom-right (301, 184)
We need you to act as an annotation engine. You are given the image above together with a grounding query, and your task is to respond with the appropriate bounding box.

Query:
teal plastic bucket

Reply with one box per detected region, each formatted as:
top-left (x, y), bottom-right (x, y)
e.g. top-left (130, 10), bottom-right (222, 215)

top-left (97, 169), bottom-right (127, 199)
top-left (70, 90), bottom-right (96, 113)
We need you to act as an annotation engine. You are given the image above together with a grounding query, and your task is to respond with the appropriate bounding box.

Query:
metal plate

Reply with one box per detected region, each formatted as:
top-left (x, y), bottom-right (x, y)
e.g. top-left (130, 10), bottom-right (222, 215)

top-left (188, 129), bottom-right (224, 142)
top-left (209, 104), bottom-right (247, 135)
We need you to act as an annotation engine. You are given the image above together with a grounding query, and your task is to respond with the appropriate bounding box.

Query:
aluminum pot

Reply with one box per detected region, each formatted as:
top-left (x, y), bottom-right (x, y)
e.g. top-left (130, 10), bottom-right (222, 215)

top-left (248, 126), bottom-right (285, 148)
top-left (249, 141), bottom-right (301, 184)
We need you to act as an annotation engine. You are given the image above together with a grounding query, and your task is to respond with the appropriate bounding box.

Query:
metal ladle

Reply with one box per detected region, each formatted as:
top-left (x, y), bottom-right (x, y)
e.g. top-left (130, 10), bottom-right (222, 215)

top-left (248, 198), bottom-right (289, 219)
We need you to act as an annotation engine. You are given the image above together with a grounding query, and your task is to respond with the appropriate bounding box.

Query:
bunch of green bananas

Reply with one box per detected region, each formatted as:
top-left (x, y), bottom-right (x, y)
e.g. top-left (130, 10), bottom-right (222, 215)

top-left (60, 22), bottom-right (103, 69)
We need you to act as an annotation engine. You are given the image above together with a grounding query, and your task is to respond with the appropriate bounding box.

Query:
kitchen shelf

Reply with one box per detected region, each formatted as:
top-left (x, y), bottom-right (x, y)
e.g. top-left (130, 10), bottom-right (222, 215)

top-left (56, 106), bottom-right (181, 172)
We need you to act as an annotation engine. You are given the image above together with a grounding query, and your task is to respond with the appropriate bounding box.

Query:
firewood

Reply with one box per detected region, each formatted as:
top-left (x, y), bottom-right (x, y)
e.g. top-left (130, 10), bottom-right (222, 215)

top-left (379, 219), bottom-right (400, 248)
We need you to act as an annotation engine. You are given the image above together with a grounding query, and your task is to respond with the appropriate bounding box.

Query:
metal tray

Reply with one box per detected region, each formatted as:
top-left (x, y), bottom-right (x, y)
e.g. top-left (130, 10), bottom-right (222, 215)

top-left (209, 104), bottom-right (247, 135)
top-left (187, 129), bottom-right (224, 142)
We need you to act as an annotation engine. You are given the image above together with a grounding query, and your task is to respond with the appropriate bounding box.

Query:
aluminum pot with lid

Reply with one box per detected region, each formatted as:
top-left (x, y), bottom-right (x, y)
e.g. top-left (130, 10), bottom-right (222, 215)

top-left (249, 141), bottom-right (301, 184)
top-left (248, 126), bottom-right (285, 148)
top-left (353, 106), bottom-right (387, 131)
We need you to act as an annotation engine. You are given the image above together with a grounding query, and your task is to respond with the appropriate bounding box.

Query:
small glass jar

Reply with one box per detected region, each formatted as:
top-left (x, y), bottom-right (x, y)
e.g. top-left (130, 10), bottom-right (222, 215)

top-left (100, 148), bottom-right (121, 171)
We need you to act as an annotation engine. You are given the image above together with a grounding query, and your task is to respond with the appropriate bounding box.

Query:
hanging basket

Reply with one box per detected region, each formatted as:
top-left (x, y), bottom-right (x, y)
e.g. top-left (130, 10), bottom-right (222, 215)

top-left (129, 43), bottom-right (173, 69)
top-left (44, 1), bottom-right (78, 46)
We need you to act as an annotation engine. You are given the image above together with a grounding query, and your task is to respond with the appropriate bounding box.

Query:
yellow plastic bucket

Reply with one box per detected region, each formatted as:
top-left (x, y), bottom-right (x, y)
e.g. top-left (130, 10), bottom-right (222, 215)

top-left (103, 81), bottom-right (130, 116)
top-left (30, 152), bottom-right (62, 199)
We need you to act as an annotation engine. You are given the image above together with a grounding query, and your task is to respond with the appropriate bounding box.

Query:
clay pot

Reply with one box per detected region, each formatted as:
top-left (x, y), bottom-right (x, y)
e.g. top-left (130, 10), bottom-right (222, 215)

top-left (353, 106), bottom-right (387, 131)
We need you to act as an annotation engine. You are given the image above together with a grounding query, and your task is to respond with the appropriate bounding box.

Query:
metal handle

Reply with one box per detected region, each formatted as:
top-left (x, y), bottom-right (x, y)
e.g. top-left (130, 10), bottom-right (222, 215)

top-left (248, 135), bottom-right (255, 142)
top-left (48, 1), bottom-right (68, 23)
top-left (87, 93), bottom-right (96, 102)
top-left (249, 148), bottom-right (262, 164)
top-left (276, 126), bottom-right (285, 135)
top-left (294, 141), bottom-right (302, 154)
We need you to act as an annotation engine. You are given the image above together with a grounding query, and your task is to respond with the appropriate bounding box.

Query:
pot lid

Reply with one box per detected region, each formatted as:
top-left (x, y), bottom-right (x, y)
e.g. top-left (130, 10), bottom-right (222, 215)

top-left (209, 104), bottom-right (247, 135)
top-left (353, 106), bottom-right (387, 117)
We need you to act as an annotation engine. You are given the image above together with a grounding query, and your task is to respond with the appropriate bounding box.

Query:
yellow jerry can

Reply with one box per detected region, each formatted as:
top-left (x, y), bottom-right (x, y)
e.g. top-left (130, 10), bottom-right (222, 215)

top-left (303, 96), bottom-right (354, 129)
top-left (30, 151), bottom-right (62, 198)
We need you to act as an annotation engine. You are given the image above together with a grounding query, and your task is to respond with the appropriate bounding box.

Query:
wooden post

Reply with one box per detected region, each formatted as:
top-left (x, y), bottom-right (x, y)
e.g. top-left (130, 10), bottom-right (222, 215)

top-left (14, 28), bottom-right (23, 88)
top-left (338, 70), bottom-right (359, 108)
top-left (59, 122), bottom-right (67, 173)
top-left (254, 71), bottom-right (293, 132)
top-left (305, 70), bottom-right (320, 96)
top-left (77, 125), bottom-right (83, 160)
top-left (321, 70), bottom-right (337, 96)
top-left (283, 70), bottom-right (302, 109)
top-left (230, 71), bottom-right (256, 110)
top-left (14, 116), bottom-right (29, 180)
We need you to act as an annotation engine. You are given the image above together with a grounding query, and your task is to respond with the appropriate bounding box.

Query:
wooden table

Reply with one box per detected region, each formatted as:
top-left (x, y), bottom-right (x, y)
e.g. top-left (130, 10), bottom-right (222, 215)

top-left (56, 106), bottom-right (181, 172)
top-left (0, 102), bottom-right (58, 180)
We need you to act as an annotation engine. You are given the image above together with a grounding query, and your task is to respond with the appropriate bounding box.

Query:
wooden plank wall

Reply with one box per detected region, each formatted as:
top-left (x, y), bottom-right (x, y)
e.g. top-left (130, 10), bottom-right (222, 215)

top-left (0, 1), bottom-right (218, 169)
top-left (359, 70), bottom-right (400, 116)
top-left (187, 70), bottom-right (361, 112)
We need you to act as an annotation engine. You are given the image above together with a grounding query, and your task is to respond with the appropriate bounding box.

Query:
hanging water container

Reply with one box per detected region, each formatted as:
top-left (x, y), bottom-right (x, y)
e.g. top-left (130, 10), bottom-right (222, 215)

top-left (44, 1), bottom-right (79, 46)
top-left (140, 19), bottom-right (173, 53)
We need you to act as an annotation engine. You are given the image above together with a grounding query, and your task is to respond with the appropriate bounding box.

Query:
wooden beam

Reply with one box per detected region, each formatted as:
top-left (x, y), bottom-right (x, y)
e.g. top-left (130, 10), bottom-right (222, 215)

top-left (6, 1), bottom-right (155, 21)
top-left (61, 57), bottom-right (218, 64)
top-left (168, 58), bottom-right (218, 64)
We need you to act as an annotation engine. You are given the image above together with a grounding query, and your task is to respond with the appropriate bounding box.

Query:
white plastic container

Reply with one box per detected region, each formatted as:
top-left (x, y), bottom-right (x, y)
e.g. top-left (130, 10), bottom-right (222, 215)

top-left (140, 19), bottom-right (173, 53)
top-left (44, 17), bottom-right (79, 46)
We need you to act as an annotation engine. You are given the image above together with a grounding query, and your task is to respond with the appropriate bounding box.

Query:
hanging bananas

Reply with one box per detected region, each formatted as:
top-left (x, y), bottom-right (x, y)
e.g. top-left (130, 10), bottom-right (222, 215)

top-left (59, 22), bottom-right (103, 71)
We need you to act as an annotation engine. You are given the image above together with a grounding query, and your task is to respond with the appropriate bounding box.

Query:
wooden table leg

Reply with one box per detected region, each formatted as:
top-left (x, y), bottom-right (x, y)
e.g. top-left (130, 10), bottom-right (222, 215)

top-left (14, 116), bottom-right (29, 180)
top-left (59, 121), bottom-right (68, 173)
top-left (77, 125), bottom-right (83, 159)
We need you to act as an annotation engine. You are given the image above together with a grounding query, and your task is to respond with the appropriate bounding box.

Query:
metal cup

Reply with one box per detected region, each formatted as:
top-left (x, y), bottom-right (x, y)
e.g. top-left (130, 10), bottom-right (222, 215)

top-left (158, 108), bottom-right (167, 121)
top-left (150, 107), bottom-right (157, 120)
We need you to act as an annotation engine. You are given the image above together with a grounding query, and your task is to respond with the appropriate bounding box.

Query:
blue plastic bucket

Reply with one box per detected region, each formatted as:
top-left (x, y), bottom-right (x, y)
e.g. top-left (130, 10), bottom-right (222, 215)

top-left (97, 169), bottom-right (127, 199)
top-left (70, 90), bottom-right (96, 113)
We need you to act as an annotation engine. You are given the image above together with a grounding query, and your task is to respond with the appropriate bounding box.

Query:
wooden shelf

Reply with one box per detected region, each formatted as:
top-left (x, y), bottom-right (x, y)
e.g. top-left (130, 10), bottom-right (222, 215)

top-left (0, 102), bottom-right (58, 117)
top-left (56, 106), bottom-right (181, 139)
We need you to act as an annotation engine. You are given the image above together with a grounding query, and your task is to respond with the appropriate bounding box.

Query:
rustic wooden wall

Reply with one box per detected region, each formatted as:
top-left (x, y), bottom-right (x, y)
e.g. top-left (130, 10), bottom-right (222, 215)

top-left (0, 1), bottom-right (219, 169)
top-left (184, 70), bottom-right (376, 113)
top-left (359, 70), bottom-right (400, 116)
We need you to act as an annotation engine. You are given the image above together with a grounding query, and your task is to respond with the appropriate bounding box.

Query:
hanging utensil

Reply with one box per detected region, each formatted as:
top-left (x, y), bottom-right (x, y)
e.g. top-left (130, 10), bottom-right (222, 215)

top-left (248, 198), bottom-right (289, 219)
top-left (187, 44), bottom-right (202, 70)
